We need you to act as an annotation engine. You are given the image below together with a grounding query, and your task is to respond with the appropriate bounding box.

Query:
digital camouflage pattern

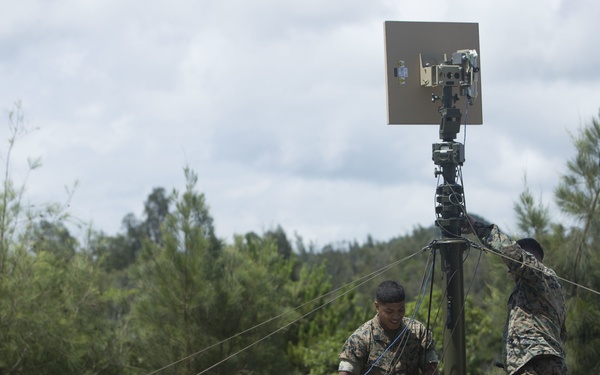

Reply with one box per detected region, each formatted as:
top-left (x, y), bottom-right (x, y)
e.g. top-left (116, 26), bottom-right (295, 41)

top-left (515, 354), bottom-right (568, 375)
top-left (473, 223), bottom-right (568, 375)
top-left (338, 315), bottom-right (437, 375)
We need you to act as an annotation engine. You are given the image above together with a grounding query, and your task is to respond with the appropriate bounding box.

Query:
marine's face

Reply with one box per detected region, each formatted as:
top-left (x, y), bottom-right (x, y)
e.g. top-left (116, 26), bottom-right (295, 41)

top-left (375, 301), bottom-right (405, 331)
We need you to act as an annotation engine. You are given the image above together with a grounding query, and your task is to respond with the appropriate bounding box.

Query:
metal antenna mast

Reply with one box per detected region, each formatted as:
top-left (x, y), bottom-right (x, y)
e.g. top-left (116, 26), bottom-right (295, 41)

top-left (432, 85), bottom-right (468, 375)
top-left (426, 50), bottom-right (479, 375)
top-left (383, 21), bottom-right (481, 375)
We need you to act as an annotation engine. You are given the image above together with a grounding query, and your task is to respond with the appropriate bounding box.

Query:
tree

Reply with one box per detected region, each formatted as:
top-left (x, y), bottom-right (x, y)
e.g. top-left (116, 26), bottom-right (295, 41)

top-left (263, 225), bottom-right (293, 260)
top-left (142, 187), bottom-right (170, 245)
top-left (127, 168), bottom-right (221, 373)
top-left (92, 188), bottom-right (171, 273)
top-left (0, 103), bottom-right (127, 373)
top-left (31, 220), bottom-right (77, 260)
top-left (554, 111), bottom-right (600, 292)
top-left (552, 111), bottom-right (600, 374)
top-left (128, 168), bottom-right (299, 374)
top-left (514, 174), bottom-right (550, 238)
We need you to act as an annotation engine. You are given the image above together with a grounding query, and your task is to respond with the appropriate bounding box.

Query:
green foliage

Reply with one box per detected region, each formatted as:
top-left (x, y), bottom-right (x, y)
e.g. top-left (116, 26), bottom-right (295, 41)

top-left (514, 174), bottom-right (550, 238)
top-left (0, 247), bottom-right (127, 373)
top-left (31, 220), bottom-right (77, 260)
top-left (127, 168), bottom-right (297, 374)
top-left (0, 102), bottom-right (126, 373)
top-left (128, 168), bottom-right (222, 374)
top-left (90, 187), bottom-right (172, 280)
top-left (565, 295), bottom-right (600, 373)
top-left (550, 110), bottom-right (600, 374)
top-left (554, 111), bottom-right (600, 291)
top-left (286, 265), bottom-right (371, 375)
top-left (310, 226), bottom-right (441, 308)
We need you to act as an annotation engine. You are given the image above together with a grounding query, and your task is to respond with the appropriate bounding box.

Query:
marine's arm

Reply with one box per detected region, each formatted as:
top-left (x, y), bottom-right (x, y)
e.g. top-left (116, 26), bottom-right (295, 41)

top-left (470, 221), bottom-right (519, 261)
top-left (338, 359), bottom-right (360, 375)
top-left (338, 326), bottom-right (368, 375)
top-left (465, 216), bottom-right (542, 280)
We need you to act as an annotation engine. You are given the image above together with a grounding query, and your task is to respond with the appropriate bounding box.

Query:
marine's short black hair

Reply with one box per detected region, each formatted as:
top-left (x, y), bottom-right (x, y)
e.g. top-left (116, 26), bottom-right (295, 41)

top-left (516, 237), bottom-right (544, 261)
top-left (375, 280), bottom-right (406, 304)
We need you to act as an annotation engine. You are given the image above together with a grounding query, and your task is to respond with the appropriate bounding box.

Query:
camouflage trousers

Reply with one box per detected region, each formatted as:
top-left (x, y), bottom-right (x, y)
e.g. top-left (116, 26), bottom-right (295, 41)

top-left (514, 355), bottom-right (568, 375)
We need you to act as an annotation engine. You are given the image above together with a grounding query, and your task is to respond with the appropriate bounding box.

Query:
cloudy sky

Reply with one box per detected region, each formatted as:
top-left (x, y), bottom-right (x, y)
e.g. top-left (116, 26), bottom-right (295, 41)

top-left (0, 0), bottom-right (598, 247)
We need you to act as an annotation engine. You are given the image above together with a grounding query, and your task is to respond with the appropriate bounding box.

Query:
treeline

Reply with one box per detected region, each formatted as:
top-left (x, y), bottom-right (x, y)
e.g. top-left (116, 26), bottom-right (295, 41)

top-left (0, 106), bottom-right (599, 374)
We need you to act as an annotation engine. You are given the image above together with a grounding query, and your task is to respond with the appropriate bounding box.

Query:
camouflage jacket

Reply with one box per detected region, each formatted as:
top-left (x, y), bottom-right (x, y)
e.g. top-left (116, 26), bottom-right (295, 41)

top-left (473, 223), bottom-right (567, 375)
top-left (338, 315), bottom-right (437, 375)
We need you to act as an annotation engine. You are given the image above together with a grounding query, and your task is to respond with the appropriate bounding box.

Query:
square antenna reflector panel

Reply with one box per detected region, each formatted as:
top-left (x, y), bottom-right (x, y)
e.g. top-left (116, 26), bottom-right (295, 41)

top-left (384, 21), bottom-right (483, 125)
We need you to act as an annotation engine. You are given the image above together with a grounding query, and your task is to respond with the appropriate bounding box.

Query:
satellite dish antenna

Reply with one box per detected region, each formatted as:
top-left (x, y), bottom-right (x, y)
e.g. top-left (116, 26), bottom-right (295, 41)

top-left (384, 21), bottom-right (483, 126)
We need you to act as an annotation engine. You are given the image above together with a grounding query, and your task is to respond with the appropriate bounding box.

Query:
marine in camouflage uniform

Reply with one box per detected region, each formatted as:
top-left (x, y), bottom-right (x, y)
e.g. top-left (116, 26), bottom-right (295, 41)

top-left (338, 280), bottom-right (438, 375)
top-left (471, 221), bottom-right (568, 375)
top-left (338, 315), bottom-right (438, 375)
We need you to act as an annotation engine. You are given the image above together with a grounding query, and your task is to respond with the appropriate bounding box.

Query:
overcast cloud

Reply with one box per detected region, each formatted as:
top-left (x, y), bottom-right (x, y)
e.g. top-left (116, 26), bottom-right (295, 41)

top-left (0, 0), bottom-right (598, 247)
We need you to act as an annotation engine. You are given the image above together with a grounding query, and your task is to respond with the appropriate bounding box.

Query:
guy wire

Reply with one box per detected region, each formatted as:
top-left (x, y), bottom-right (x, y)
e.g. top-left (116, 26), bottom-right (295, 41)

top-left (465, 237), bottom-right (600, 297)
